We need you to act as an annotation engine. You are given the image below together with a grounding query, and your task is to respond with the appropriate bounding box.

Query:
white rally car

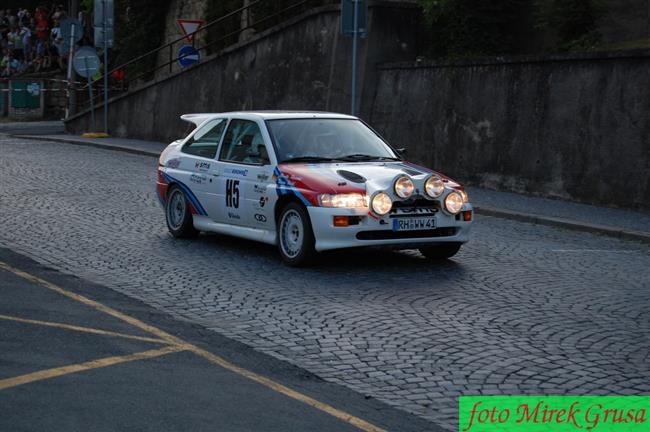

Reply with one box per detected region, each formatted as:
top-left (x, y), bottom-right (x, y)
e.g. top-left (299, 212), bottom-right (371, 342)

top-left (157, 112), bottom-right (473, 265)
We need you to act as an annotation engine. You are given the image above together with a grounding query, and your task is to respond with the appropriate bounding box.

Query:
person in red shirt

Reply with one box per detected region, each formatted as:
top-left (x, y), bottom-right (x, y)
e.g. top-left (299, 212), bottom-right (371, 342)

top-left (34, 7), bottom-right (49, 41)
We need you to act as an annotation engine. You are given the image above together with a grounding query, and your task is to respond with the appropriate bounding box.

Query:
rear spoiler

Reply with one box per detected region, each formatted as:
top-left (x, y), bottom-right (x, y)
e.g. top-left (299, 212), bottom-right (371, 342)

top-left (180, 113), bottom-right (217, 127)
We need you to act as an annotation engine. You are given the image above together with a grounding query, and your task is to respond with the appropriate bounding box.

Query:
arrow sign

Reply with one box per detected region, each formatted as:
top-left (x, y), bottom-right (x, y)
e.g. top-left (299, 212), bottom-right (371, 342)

top-left (177, 19), bottom-right (205, 43)
top-left (177, 45), bottom-right (200, 68)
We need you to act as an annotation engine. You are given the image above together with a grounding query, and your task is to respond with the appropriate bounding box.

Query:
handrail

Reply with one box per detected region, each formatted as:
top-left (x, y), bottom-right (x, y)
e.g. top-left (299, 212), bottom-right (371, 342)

top-left (76, 0), bottom-right (324, 112)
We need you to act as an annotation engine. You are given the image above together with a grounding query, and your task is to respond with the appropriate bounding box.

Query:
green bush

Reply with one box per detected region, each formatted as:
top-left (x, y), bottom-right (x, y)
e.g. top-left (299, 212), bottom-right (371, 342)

top-left (419, 0), bottom-right (528, 58)
top-left (112, 0), bottom-right (173, 79)
top-left (535, 0), bottom-right (606, 50)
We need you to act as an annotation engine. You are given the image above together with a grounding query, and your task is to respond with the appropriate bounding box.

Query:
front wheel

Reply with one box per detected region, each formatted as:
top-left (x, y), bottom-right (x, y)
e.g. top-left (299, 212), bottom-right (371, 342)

top-left (419, 243), bottom-right (462, 260)
top-left (165, 186), bottom-right (197, 238)
top-left (277, 203), bottom-right (316, 266)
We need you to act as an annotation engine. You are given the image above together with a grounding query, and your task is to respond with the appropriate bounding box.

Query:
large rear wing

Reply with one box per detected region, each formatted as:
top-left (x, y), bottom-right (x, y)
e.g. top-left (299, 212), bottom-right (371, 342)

top-left (180, 113), bottom-right (217, 127)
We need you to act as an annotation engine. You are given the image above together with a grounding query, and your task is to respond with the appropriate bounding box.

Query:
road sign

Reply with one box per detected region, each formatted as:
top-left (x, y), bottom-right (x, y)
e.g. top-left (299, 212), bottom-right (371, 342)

top-left (177, 19), bottom-right (205, 43)
top-left (178, 45), bottom-right (200, 68)
top-left (60, 18), bottom-right (84, 43)
top-left (94, 26), bottom-right (114, 48)
top-left (73, 46), bottom-right (101, 78)
top-left (341, 0), bottom-right (367, 37)
top-left (94, 0), bottom-right (114, 27)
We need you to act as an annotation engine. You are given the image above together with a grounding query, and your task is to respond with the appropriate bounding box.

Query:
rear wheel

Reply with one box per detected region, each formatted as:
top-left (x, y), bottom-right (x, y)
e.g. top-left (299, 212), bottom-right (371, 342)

top-left (166, 186), bottom-right (197, 238)
top-left (277, 203), bottom-right (316, 266)
top-left (419, 243), bottom-right (462, 260)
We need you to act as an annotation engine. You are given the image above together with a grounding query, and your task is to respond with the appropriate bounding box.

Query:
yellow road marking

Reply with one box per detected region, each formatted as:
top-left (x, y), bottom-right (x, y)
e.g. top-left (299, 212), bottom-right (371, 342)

top-left (188, 346), bottom-right (387, 432)
top-left (0, 262), bottom-right (387, 432)
top-left (0, 345), bottom-right (187, 391)
top-left (0, 314), bottom-right (168, 345)
top-left (0, 262), bottom-right (182, 346)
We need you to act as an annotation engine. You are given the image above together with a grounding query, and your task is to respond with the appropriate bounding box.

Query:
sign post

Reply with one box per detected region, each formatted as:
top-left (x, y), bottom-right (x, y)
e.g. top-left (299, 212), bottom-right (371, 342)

top-left (61, 18), bottom-right (83, 118)
top-left (340, 0), bottom-right (367, 117)
top-left (94, 0), bottom-right (113, 134)
top-left (102, 1), bottom-right (108, 134)
top-left (73, 47), bottom-right (101, 132)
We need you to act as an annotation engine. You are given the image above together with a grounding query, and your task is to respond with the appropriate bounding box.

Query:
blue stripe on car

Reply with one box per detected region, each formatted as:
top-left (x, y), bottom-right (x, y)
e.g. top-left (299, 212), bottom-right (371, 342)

top-left (161, 172), bottom-right (208, 216)
top-left (274, 167), bottom-right (311, 206)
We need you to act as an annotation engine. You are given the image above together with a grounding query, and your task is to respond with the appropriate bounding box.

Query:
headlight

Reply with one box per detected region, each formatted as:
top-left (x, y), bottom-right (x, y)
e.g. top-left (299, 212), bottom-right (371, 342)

top-left (424, 175), bottom-right (444, 198)
top-left (319, 193), bottom-right (367, 208)
top-left (394, 176), bottom-right (414, 199)
top-left (444, 191), bottom-right (464, 214)
top-left (459, 189), bottom-right (469, 203)
top-left (371, 192), bottom-right (392, 215)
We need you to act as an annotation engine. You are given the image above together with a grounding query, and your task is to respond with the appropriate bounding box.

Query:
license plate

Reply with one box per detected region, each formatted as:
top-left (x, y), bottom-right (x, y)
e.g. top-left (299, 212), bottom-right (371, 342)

top-left (392, 217), bottom-right (436, 231)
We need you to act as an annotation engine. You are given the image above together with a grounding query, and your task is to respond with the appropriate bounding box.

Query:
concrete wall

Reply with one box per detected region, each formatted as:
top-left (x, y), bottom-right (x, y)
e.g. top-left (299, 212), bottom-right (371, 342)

top-left (66, 2), bottom-right (420, 142)
top-left (370, 51), bottom-right (650, 211)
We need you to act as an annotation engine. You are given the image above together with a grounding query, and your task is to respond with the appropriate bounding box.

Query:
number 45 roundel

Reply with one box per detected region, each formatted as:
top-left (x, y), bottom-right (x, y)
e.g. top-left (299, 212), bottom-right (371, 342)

top-left (226, 179), bottom-right (240, 208)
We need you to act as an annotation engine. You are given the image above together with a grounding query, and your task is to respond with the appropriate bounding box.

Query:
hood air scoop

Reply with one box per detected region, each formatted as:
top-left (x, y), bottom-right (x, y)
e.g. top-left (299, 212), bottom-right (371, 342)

top-left (337, 170), bottom-right (366, 183)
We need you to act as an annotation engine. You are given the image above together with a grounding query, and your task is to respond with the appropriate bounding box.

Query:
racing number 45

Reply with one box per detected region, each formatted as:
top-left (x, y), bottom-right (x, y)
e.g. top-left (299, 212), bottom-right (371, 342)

top-left (226, 179), bottom-right (240, 208)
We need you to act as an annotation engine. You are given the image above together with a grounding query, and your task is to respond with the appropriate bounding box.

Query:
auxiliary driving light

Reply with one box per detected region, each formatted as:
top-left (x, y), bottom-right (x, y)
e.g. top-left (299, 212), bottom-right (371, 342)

top-left (394, 176), bottom-right (415, 199)
top-left (444, 191), bottom-right (464, 214)
top-left (371, 192), bottom-right (392, 215)
top-left (425, 175), bottom-right (445, 198)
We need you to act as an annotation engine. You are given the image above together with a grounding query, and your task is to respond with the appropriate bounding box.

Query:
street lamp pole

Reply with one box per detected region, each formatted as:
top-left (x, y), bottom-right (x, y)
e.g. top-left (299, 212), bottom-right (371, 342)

top-left (351, 0), bottom-right (359, 117)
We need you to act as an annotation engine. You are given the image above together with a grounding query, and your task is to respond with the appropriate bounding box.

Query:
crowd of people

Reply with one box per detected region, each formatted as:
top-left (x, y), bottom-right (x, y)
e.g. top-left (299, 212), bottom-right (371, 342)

top-left (0, 5), bottom-right (82, 77)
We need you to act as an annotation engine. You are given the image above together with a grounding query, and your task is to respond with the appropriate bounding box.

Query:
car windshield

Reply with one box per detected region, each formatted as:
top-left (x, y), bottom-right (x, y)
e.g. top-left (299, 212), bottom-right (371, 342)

top-left (266, 118), bottom-right (400, 163)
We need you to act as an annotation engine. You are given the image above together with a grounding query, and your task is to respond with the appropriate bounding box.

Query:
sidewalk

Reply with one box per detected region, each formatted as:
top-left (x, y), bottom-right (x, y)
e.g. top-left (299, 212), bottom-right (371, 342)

top-left (8, 130), bottom-right (650, 244)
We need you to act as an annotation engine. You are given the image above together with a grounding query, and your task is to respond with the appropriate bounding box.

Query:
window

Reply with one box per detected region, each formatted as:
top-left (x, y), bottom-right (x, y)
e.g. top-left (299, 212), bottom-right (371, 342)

top-left (219, 119), bottom-right (270, 165)
top-left (182, 118), bottom-right (227, 158)
top-left (266, 119), bottom-right (398, 163)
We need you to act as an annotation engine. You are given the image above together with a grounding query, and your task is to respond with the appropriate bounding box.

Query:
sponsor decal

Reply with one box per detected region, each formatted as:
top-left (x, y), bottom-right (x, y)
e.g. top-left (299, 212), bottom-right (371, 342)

top-left (253, 184), bottom-right (266, 194)
top-left (226, 167), bottom-right (248, 177)
top-left (257, 172), bottom-right (270, 182)
top-left (227, 212), bottom-right (241, 220)
top-left (273, 167), bottom-right (312, 207)
top-left (189, 174), bottom-right (207, 184)
top-left (160, 172), bottom-right (208, 216)
top-left (258, 196), bottom-right (268, 208)
top-left (254, 214), bottom-right (267, 223)
top-left (166, 158), bottom-right (181, 169)
top-left (459, 396), bottom-right (649, 432)
top-left (195, 161), bottom-right (211, 171)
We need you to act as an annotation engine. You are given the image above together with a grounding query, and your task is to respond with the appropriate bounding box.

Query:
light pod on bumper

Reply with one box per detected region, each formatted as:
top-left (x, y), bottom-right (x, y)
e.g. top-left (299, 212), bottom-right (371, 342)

top-left (394, 176), bottom-right (415, 199)
top-left (424, 175), bottom-right (444, 198)
top-left (444, 191), bottom-right (464, 214)
top-left (371, 192), bottom-right (392, 215)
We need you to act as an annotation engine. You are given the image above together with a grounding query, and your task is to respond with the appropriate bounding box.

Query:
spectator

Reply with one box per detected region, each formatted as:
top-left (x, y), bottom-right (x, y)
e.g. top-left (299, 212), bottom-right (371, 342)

top-left (0, 4), bottom-right (79, 77)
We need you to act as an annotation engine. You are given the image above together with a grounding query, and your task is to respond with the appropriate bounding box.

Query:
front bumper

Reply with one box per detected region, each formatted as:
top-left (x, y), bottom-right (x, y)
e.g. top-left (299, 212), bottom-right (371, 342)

top-left (308, 204), bottom-right (473, 252)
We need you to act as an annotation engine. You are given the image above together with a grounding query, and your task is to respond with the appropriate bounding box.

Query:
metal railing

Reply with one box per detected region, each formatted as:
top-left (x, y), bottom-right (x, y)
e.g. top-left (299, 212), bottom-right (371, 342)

top-left (77, 0), bottom-right (332, 113)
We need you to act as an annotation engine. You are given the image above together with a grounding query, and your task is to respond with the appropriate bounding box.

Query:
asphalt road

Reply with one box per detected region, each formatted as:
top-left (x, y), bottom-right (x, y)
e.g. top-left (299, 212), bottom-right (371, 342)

top-left (0, 248), bottom-right (433, 432)
top-left (0, 136), bottom-right (649, 430)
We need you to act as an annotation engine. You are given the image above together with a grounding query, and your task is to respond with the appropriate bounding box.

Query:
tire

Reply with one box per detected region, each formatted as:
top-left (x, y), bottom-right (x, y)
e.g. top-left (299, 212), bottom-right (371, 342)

top-left (277, 202), bottom-right (316, 266)
top-left (419, 242), bottom-right (462, 260)
top-left (165, 185), bottom-right (198, 238)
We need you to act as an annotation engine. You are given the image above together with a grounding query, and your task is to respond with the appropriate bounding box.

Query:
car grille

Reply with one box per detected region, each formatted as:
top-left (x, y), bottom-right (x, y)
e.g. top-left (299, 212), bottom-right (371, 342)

top-left (356, 227), bottom-right (457, 240)
top-left (390, 197), bottom-right (440, 218)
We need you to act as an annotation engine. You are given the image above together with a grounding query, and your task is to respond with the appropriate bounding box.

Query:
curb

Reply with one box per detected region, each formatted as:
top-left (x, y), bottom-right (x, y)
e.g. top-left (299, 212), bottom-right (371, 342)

top-left (475, 206), bottom-right (650, 245)
top-left (9, 133), bottom-right (650, 245)
top-left (12, 134), bottom-right (161, 158)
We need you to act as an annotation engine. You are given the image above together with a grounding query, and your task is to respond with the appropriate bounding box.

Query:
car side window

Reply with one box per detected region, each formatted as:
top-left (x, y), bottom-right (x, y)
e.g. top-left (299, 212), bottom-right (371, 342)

top-left (219, 119), bottom-right (270, 165)
top-left (182, 118), bottom-right (227, 159)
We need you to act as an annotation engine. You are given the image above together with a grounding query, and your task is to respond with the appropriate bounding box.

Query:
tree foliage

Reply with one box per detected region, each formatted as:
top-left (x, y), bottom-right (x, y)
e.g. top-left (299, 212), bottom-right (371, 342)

top-left (419, 0), bottom-right (528, 58)
top-left (535, 0), bottom-right (606, 50)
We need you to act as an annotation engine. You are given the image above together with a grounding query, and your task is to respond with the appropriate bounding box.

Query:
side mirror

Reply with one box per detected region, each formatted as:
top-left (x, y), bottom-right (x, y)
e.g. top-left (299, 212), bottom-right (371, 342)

top-left (396, 147), bottom-right (407, 155)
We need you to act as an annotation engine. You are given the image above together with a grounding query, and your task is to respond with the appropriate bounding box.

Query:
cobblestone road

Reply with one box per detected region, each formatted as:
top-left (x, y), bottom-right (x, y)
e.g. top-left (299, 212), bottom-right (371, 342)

top-left (1, 137), bottom-right (649, 430)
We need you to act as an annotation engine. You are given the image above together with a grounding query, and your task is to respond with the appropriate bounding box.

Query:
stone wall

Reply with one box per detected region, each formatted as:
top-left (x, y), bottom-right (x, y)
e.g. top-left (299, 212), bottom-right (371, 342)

top-left (66, 2), bottom-right (420, 140)
top-left (370, 51), bottom-right (650, 211)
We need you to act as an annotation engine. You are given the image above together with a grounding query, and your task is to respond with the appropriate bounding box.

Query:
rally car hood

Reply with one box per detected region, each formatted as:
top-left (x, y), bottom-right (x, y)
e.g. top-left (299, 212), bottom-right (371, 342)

top-left (276, 161), bottom-right (462, 199)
